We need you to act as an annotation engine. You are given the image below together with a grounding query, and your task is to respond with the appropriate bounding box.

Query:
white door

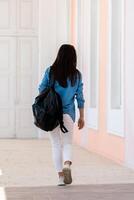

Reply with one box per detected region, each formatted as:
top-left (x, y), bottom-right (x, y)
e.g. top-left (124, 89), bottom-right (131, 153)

top-left (0, 0), bottom-right (38, 138)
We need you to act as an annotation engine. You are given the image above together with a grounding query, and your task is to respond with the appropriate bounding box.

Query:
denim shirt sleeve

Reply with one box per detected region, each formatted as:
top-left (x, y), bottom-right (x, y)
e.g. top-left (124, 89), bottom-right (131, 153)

top-left (38, 67), bottom-right (50, 93)
top-left (75, 73), bottom-right (85, 108)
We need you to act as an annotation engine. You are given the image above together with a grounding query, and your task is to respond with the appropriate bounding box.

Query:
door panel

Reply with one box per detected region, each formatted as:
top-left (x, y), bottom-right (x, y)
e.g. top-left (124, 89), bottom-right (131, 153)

top-left (17, 0), bottom-right (38, 36)
top-left (0, 37), bottom-right (16, 138)
top-left (0, 0), bottom-right (16, 35)
top-left (15, 37), bottom-right (38, 138)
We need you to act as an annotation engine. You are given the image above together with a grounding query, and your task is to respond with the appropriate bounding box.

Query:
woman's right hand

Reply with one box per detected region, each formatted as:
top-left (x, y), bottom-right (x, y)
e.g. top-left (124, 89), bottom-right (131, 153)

top-left (78, 117), bottom-right (85, 129)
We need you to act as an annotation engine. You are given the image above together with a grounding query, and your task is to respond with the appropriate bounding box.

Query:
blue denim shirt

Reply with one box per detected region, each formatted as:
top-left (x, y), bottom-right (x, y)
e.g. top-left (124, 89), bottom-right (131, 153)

top-left (38, 67), bottom-right (85, 122)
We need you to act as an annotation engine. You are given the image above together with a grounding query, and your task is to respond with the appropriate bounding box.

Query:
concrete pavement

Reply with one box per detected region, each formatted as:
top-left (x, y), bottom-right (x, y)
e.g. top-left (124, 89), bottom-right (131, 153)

top-left (0, 139), bottom-right (134, 187)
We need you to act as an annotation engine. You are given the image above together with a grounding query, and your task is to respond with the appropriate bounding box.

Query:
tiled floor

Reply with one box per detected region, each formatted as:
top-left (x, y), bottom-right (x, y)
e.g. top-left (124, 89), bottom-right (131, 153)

top-left (0, 139), bottom-right (134, 187)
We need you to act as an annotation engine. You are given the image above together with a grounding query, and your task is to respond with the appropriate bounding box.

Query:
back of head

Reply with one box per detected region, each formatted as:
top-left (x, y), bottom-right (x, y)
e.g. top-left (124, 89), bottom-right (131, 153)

top-left (51, 44), bottom-right (80, 88)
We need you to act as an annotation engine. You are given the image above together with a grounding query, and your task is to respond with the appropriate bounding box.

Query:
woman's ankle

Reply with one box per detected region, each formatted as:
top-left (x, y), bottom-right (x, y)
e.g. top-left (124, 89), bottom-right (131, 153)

top-left (58, 171), bottom-right (64, 177)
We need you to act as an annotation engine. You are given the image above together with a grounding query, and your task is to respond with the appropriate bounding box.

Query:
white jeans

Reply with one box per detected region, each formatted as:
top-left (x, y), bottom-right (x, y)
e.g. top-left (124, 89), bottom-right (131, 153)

top-left (49, 114), bottom-right (74, 173)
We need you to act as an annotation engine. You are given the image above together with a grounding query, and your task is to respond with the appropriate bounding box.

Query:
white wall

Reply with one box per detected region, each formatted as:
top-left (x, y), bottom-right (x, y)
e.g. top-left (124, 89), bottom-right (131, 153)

top-left (38, 0), bottom-right (70, 138)
top-left (125, 0), bottom-right (134, 168)
top-left (39, 0), bottom-right (70, 73)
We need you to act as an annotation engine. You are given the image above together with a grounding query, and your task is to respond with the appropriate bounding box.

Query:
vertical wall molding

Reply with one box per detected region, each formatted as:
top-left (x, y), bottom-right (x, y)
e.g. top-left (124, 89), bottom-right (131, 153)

top-left (76, 0), bottom-right (100, 130)
top-left (75, 0), bottom-right (100, 134)
top-left (88, 0), bottom-right (100, 129)
top-left (125, 0), bottom-right (134, 169)
top-left (107, 0), bottom-right (124, 137)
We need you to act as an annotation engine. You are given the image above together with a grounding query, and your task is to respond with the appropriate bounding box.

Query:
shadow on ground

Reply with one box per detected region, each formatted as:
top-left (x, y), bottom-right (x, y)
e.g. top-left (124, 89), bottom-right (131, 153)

top-left (2, 183), bottom-right (134, 200)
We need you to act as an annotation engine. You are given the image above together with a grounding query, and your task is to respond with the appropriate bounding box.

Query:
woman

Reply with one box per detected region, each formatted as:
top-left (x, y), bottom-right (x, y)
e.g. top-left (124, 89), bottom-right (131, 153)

top-left (38, 44), bottom-right (85, 186)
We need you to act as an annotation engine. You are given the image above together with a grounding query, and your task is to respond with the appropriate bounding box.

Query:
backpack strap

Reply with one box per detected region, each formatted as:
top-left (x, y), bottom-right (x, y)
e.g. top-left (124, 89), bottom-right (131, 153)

top-left (49, 66), bottom-right (68, 134)
top-left (58, 112), bottom-right (68, 133)
top-left (49, 66), bottom-right (55, 88)
top-left (60, 121), bottom-right (68, 133)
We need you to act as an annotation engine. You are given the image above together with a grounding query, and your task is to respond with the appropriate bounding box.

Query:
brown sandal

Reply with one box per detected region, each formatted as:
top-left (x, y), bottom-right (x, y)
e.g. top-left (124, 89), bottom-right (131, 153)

top-left (63, 165), bottom-right (72, 184)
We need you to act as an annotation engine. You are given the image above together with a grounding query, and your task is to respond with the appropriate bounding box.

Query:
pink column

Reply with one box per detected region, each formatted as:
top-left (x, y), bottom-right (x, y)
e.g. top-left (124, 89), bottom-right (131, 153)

top-left (71, 0), bottom-right (125, 164)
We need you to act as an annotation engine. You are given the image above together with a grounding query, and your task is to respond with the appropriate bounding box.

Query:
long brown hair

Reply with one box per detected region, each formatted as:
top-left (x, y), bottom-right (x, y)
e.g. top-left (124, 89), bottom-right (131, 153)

top-left (51, 44), bottom-right (81, 88)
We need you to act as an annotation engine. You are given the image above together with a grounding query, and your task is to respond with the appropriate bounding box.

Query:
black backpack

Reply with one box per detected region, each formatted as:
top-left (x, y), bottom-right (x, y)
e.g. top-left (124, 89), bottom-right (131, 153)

top-left (32, 67), bottom-right (68, 133)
